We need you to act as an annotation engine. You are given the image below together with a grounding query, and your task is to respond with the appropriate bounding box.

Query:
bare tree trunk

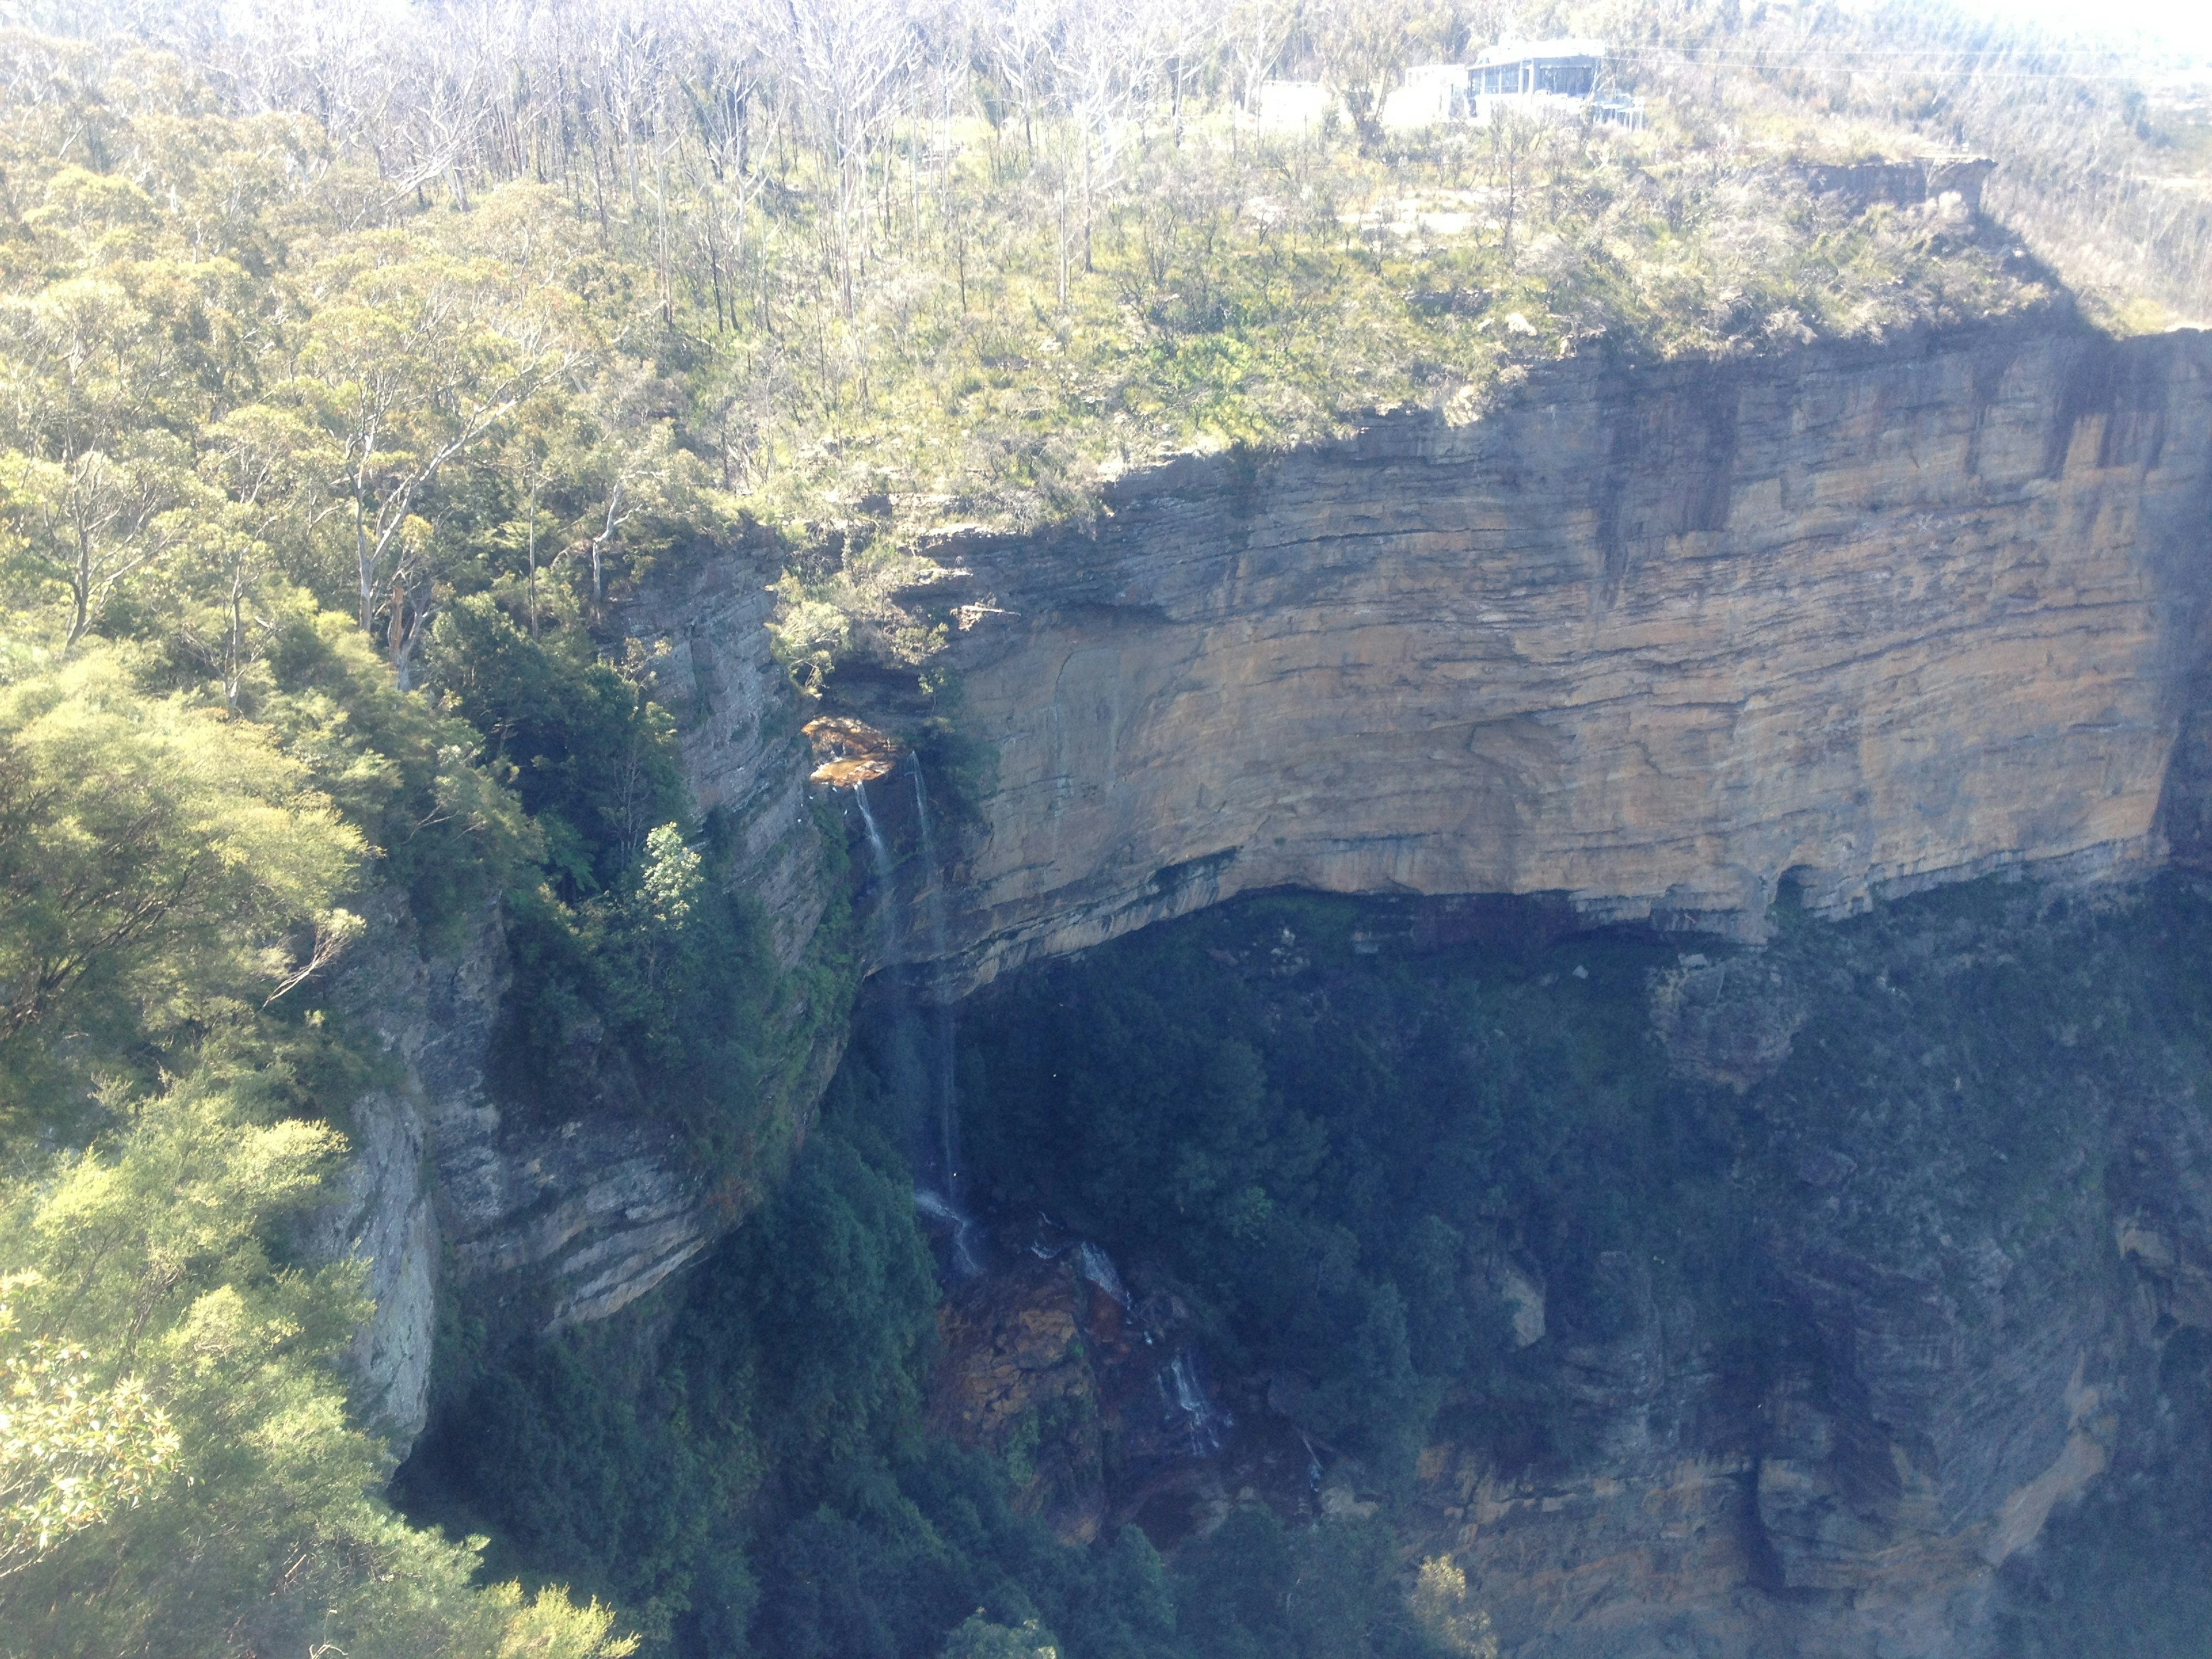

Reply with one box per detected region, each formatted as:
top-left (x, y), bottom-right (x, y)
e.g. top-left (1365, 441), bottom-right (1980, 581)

top-left (526, 482), bottom-right (540, 638)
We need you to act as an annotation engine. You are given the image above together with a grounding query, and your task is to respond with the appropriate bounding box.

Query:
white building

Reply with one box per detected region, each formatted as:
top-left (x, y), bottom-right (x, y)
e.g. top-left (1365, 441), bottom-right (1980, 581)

top-left (1472, 39), bottom-right (1643, 127)
top-left (1372, 42), bottom-right (1643, 135)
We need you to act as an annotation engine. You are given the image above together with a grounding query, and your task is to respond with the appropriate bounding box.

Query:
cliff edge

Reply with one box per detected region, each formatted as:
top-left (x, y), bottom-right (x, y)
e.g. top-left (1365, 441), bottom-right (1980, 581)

top-left (868, 321), bottom-right (2212, 991)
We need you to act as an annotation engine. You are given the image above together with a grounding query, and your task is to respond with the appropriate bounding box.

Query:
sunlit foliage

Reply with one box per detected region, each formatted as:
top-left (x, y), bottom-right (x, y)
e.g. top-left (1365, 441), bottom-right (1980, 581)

top-left (0, 9), bottom-right (2069, 683)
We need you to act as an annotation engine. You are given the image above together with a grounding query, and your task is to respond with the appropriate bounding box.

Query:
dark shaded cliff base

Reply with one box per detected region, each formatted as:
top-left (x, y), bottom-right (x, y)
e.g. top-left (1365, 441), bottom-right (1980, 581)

top-left (404, 873), bottom-right (2212, 1659)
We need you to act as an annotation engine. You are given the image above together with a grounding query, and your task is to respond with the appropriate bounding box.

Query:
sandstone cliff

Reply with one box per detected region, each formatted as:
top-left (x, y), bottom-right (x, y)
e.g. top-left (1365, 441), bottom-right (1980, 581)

top-left (872, 321), bottom-right (2212, 993)
top-left (374, 319), bottom-right (2212, 1389)
top-left (312, 544), bottom-right (846, 1446)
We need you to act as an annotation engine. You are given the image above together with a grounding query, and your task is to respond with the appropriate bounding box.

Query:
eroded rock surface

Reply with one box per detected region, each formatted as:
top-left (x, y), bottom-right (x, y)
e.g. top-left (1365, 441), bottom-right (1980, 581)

top-left (624, 545), bottom-right (830, 969)
top-left (893, 324), bottom-right (2212, 992)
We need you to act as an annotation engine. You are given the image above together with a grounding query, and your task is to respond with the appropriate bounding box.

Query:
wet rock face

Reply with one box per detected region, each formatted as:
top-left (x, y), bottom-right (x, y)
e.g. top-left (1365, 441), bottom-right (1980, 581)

top-left (914, 324), bottom-right (2212, 993)
top-left (925, 1243), bottom-right (1244, 1546)
top-left (927, 1255), bottom-right (1110, 1542)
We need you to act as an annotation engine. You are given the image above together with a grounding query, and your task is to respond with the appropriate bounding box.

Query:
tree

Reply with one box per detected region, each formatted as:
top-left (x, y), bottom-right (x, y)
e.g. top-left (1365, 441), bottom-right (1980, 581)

top-left (1223, 0), bottom-right (1291, 117)
top-left (0, 1312), bottom-right (181, 1580)
top-left (1046, 0), bottom-right (1167, 280)
top-left (0, 446), bottom-right (196, 647)
top-left (772, 0), bottom-right (916, 316)
top-left (287, 244), bottom-right (577, 685)
top-left (0, 647), bottom-right (363, 1111)
top-left (1410, 1557), bottom-right (1497, 1659)
top-left (0, 1066), bottom-right (638, 1659)
top-left (1486, 107), bottom-right (1543, 264)
top-left (1308, 0), bottom-right (1459, 147)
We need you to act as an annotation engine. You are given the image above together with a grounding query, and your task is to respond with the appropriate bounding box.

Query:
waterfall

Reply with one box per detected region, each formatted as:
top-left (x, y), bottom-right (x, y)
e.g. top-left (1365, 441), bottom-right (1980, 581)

top-left (911, 766), bottom-right (961, 1209)
top-left (853, 779), bottom-right (895, 903)
top-left (1161, 1347), bottom-right (1230, 1457)
top-left (1075, 1241), bottom-right (1130, 1309)
top-left (857, 762), bottom-right (979, 1279)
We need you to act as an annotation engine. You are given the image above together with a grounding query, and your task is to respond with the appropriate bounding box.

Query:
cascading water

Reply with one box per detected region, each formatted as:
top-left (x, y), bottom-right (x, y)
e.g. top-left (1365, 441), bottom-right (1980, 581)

top-left (1161, 1347), bottom-right (1230, 1458)
top-left (907, 762), bottom-right (981, 1277)
top-left (911, 766), bottom-right (961, 1209)
top-left (852, 779), bottom-right (895, 895)
top-left (1074, 1241), bottom-right (1131, 1310)
top-left (854, 763), bottom-right (980, 1279)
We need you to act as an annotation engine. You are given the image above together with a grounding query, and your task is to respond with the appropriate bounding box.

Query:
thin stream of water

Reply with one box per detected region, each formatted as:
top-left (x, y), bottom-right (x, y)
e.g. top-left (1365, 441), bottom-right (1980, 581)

top-left (911, 765), bottom-right (961, 1206)
top-left (855, 767), bottom-right (980, 1278)
top-left (853, 778), bottom-right (895, 895)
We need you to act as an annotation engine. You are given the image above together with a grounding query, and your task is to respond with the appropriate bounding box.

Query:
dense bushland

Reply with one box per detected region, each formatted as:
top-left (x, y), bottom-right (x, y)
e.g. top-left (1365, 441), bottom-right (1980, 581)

top-left (0, 43), bottom-right (790, 1657)
top-left (0, 7), bottom-right (2078, 683)
top-left (399, 1018), bottom-right (1491, 1659)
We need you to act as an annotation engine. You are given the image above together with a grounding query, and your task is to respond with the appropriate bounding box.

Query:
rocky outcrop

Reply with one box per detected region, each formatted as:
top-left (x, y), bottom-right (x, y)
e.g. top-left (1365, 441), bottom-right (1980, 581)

top-left (1407, 892), bottom-right (2212, 1657)
top-left (624, 543), bottom-right (830, 970)
top-left (1414, 1180), bottom-right (2152, 1659)
top-left (862, 322), bottom-right (2212, 993)
top-left (311, 891), bottom-right (718, 1445)
top-left (308, 538), bottom-right (851, 1449)
top-left (1649, 952), bottom-right (1806, 1089)
top-left (1798, 156), bottom-right (1997, 214)
top-left (412, 548), bottom-right (850, 1338)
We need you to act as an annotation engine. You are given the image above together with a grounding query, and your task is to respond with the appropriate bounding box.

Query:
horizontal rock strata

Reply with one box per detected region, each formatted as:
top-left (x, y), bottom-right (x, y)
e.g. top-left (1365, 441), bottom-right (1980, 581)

top-left (905, 323), bottom-right (2212, 991)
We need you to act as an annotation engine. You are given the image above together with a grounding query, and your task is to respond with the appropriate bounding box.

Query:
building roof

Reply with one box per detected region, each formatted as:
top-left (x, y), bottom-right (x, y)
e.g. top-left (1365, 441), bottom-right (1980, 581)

top-left (1474, 37), bottom-right (1607, 66)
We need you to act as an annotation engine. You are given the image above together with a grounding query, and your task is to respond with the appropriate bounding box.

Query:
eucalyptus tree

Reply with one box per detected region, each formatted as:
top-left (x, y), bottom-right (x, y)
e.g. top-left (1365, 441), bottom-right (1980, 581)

top-left (771, 0), bottom-right (922, 315)
top-left (286, 245), bottom-right (582, 684)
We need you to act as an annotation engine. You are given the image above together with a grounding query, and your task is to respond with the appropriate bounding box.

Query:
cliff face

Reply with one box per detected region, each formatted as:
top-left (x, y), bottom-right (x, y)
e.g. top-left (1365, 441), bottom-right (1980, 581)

top-left (313, 892), bottom-right (719, 1447)
top-left (345, 317), bottom-right (2212, 1614)
top-left (316, 547), bottom-right (842, 1446)
top-left (902, 322), bottom-right (2212, 991)
top-left (816, 321), bottom-right (2212, 1653)
top-left (1411, 890), bottom-right (2212, 1658)
top-left (623, 547), bottom-right (832, 971)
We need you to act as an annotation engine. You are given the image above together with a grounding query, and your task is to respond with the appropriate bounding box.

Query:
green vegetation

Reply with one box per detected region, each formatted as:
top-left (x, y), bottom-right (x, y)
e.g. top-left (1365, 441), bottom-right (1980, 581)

top-left (960, 892), bottom-right (1767, 1483)
top-left (1, 7), bottom-right (2077, 690)
top-left (0, 1061), bottom-right (632, 1658)
top-left (957, 878), bottom-right (2212, 1493)
top-left (399, 1045), bottom-right (1472, 1659)
top-left (1617, 1), bottom-right (2212, 327)
top-left (0, 33), bottom-right (803, 1657)
top-left (415, 875), bottom-right (2212, 1657)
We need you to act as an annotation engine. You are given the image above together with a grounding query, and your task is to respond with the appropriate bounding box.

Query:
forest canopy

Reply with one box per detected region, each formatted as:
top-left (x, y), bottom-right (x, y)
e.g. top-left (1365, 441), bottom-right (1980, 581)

top-left (0, 0), bottom-right (2135, 680)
